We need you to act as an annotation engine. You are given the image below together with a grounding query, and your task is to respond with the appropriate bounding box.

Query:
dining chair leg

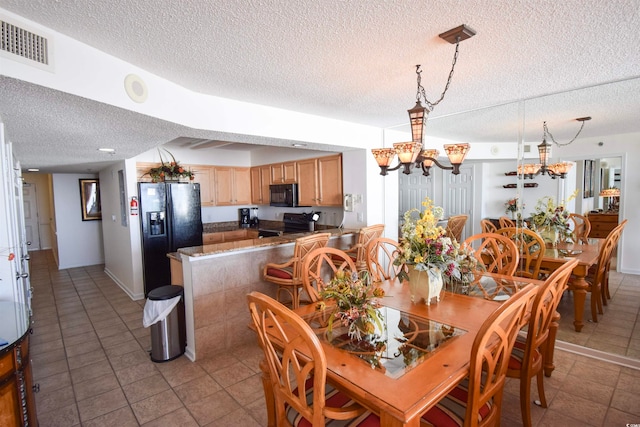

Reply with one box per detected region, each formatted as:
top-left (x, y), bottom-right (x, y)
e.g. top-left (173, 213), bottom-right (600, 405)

top-left (520, 373), bottom-right (533, 427)
top-left (260, 359), bottom-right (277, 427)
top-left (536, 369), bottom-right (548, 408)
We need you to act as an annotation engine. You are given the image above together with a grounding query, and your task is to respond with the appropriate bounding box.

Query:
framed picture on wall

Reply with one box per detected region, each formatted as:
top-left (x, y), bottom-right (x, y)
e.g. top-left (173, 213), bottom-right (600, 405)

top-left (79, 179), bottom-right (102, 220)
top-left (583, 160), bottom-right (595, 198)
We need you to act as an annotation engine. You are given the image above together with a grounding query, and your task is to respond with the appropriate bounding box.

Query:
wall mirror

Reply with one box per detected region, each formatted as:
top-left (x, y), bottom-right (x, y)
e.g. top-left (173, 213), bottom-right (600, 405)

top-left (79, 179), bottom-right (102, 221)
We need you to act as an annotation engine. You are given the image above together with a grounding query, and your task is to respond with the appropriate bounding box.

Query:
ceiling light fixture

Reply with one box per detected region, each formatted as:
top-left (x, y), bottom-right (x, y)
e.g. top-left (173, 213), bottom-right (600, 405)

top-left (98, 148), bottom-right (116, 154)
top-left (519, 117), bottom-right (591, 180)
top-left (372, 24), bottom-right (475, 176)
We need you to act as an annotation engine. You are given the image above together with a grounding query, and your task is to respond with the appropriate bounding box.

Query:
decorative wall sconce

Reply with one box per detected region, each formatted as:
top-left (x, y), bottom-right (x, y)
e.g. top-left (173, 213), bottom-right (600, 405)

top-left (520, 117), bottom-right (591, 179)
top-left (371, 25), bottom-right (475, 177)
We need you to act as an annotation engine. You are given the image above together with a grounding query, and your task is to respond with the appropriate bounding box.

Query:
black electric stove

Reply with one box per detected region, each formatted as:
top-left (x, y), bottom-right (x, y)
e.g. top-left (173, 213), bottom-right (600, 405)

top-left (283, 212), bottom-right (320, 233)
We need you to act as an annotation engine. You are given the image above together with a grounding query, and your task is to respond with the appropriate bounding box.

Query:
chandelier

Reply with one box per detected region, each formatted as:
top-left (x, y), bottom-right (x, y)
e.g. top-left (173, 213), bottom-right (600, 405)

top-left (372, 25), bottom-right (475, 176)
top-left (519, 117), bottom-right (591, 179)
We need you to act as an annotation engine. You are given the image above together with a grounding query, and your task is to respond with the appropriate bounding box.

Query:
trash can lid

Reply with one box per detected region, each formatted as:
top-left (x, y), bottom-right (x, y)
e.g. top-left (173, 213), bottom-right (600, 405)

top-left (148, 285), bottom-right (184, 301)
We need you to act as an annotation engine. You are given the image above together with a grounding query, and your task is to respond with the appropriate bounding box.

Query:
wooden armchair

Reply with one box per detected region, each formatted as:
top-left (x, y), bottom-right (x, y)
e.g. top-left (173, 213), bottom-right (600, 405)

top-left (463, 233), bottom-right (520, 276)
top-left (421, 284), bottom-right (537, 427)
top-left (446, 214), bottom-right (469, 242)
top-left (598, 219), bottom-right (627, 302)
top-left (335, 224), bottom-right (384, 271)
top-left (495, 227), bottom-right (545, 280)
top-left (366, 237), bottom-right (406, 282)
top-left (246, 292), bottom-right (376, 426)
top-left (480, 219), bottom-right (498, 234)
top-left (301, 247), bottom-right (357, 304)
top-left (507, 258), bottom-right (577, 427)
top-left (262, 232), bottom-right (331, 309)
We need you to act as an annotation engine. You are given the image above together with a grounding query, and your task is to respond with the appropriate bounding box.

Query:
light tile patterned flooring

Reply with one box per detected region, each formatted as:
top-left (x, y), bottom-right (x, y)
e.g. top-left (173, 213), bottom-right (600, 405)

top-left (29, 250), bottom-right (640, 426)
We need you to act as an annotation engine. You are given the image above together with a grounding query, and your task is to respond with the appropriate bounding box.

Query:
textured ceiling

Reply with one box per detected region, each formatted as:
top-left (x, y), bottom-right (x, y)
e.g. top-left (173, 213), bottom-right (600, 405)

top-left (0, 0), bottom-right (639, 172)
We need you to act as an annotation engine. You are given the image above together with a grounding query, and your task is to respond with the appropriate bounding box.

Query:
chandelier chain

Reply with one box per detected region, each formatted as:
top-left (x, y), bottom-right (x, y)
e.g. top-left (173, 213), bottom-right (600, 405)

top-left (544, 120), bottom-right (587, 147)
top-left (415, 38), bottom-right (461, 110)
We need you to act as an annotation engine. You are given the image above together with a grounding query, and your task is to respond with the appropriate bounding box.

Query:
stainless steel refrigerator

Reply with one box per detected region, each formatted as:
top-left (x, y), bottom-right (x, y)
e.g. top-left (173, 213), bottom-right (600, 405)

top-left (139, 182), bottom-right (203, 296)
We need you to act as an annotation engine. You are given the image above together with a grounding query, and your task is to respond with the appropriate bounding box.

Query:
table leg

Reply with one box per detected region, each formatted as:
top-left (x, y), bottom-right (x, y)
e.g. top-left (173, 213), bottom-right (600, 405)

top-left (259, 358), bottom-right (276, 427)
top-left (544, 311), bottom-right (560, 377)
top-left (380, 412), bottom-right (420, 427)
top-left (571, 272), bottom-right (588, 332)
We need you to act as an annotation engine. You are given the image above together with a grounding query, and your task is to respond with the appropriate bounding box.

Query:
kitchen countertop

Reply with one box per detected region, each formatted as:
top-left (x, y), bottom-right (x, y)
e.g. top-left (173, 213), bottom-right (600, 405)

top-left (178, 228), bottom-right (356, 257)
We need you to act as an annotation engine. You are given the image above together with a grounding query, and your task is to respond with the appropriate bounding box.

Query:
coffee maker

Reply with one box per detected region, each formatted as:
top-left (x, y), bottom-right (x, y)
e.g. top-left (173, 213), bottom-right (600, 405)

top-left (250, 207), bottom-right (259, 226)
top-left (239, 208), bottom-right (251, 228)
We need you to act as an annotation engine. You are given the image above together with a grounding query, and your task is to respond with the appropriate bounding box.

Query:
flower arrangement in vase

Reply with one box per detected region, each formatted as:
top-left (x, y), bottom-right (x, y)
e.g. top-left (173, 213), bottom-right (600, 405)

top-left (395, 197), bottom-right (481, 303)
top-left (530, 190), bottom-right (578, 245)
top-left (318, 270), bottom-right (385, 341)
top-left (504, 196), bottom-right (524, 219)
top-left (147, 149), bottom-right (194, 182)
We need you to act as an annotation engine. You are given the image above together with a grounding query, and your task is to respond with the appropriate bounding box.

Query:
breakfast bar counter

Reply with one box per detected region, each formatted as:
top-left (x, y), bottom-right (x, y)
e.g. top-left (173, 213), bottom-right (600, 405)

top-left (176, 228), bottom-right (357, 360)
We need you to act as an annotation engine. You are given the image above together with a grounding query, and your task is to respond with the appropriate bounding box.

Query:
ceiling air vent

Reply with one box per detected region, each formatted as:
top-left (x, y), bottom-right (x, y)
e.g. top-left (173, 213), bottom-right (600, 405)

top-left (1, 17), bottom-right (53, 70)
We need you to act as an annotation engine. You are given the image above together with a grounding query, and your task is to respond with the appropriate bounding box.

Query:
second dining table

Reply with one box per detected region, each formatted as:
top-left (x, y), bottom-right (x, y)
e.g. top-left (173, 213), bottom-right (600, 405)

top-left (539, 239), bottom-right (602, 332)
top-left (288, 273), bottom-right (542, 427)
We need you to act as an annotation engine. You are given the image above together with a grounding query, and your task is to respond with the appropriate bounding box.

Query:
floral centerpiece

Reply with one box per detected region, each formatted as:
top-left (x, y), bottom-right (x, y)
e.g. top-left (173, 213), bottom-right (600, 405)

top-left (530, 190), bottom-right (578, 245)
top-left (318, 270), bottom-right (385, 341)
top-left (148, 149), bottom-right (194, 182)
top-left (395, 197), bottom-right (483, 302)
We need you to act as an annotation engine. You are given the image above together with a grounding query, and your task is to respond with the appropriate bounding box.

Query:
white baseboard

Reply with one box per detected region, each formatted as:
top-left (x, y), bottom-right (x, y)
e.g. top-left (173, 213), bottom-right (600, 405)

top-left (556, 340), bottom-right (640, 370)
top-left (103, 268), bottom-right (144, 301)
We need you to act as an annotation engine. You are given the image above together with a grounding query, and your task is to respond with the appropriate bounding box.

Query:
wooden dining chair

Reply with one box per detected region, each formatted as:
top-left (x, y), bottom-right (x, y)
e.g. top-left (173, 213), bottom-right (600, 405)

top-left (246, 292), bottom-right (377, 426)
top-left (507, 258), bottom-right (578, 427)
top-left (446, 214), bottom-right (469, 242)
top-left (334, 224), bottom-right (385, 272)
top-left (463, 233), bottom-right (520, 276)
top-left (262, 232), bottom-right (331, 309)
top-left (579, 219), bottom-right (627, 319)
top-left (480, 219), bottom-right (498, 234)
top-left (301, 247), bottom-right (357, 304)
top-left (499, 216), bottom-right (516, 229)
top-left (366, 237), bottom-right (406, 282)
top-left (567, 213), bottom-right (591, 244)
top-left (421, 284), bottom-right (537, 427)
top-left (495, 227), bottom-right (545, 280)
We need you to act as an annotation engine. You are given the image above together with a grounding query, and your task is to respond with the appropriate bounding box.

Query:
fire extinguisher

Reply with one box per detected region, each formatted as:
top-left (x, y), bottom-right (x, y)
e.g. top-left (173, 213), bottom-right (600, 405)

top-left (130, 196), bottom-right (139, 216)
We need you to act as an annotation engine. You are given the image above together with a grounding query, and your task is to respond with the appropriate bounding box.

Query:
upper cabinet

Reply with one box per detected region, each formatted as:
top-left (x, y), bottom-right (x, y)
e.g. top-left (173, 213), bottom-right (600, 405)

top-left (191, 166), bottom-right (215, 206)
top-left (297, 154), bottom-right (343, 206)
top-left (251, 165), bottom-right (271, 205)
top-left (215, 167), bottom-right (251, 205)
top-left (136, 162), bottom-right (161, 182)
top-left (271, 162), bottom-right (297, 184)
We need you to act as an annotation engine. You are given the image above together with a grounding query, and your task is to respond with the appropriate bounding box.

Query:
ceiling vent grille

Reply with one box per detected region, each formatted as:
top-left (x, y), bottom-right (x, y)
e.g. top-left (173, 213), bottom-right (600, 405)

top-left (1, 19), bottom-right (49, 65)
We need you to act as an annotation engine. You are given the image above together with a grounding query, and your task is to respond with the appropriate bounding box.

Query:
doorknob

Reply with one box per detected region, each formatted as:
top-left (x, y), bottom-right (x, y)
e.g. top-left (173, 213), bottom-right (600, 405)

top-left (16, 272), bottom-right (29, 279)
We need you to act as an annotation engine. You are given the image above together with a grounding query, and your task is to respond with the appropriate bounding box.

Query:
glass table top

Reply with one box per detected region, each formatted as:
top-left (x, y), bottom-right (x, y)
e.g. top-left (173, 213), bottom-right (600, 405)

top-left (301, 306), bottom-right (466, 379)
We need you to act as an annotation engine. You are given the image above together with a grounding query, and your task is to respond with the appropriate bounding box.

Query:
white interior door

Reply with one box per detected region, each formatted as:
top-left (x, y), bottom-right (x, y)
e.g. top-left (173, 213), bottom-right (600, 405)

top-left (443, 164), bottom-right (474, 241)
top-left (398, 171), bottom-right (435, 220)
top-left (23, 182), bottom-right (40, 250)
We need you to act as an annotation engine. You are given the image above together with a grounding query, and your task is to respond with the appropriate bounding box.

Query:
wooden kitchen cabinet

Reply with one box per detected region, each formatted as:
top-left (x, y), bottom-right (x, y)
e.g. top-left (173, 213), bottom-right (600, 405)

top-left (251, 165), bottom-right (272, 205)
top-left (587, 212), bottom-right (618, 238)
top-left (0, 303), bottom-right (37, 427)
top-left (215, 167), bottom-right (251, 205)
top-left (203, 229), bottom-right (259, 244)
top-left (297, 154), bottom-right (343, 206)
top-left (271, 161), bottom-right (297, 184)
top-left (191, 165), bottom-right (215, 206)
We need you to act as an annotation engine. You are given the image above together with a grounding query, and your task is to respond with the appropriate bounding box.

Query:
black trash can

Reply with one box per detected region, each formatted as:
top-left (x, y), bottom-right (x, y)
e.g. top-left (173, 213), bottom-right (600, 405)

top-left (146, 285), bottom-right (186, 362)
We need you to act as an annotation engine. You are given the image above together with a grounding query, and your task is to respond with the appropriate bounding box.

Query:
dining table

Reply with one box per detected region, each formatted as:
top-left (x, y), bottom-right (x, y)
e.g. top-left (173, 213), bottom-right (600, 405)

top-left (539, 239), bottom-right (602, 332)
top-left (276, 272), bottom-right (542, 427)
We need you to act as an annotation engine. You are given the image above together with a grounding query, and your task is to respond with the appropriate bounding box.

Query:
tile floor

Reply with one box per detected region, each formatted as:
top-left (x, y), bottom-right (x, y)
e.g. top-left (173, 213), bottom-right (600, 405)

top-left (28, 250), bottom-right (640, 426)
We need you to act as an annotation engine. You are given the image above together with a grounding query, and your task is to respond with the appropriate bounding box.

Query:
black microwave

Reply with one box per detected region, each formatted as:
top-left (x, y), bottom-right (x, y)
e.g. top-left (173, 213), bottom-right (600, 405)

top-left (270, 183), bottom-right (301, 207)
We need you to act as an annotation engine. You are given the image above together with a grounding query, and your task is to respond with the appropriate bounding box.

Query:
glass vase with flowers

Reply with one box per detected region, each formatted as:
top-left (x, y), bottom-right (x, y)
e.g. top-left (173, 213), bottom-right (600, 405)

top-left (530, 190), bottom-right (578, 246)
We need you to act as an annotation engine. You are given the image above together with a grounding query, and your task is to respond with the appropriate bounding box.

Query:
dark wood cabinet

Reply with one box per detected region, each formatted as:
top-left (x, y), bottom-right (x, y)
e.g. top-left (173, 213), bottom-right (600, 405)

top-left (0, 302), bottom-right (37, 427)
top-left (587, 212), bottom-right (618, 238)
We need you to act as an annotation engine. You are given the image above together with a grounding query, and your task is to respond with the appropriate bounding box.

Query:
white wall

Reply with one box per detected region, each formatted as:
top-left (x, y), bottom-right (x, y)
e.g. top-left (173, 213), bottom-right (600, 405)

top-left (51, 173), bottom-right (104, 268)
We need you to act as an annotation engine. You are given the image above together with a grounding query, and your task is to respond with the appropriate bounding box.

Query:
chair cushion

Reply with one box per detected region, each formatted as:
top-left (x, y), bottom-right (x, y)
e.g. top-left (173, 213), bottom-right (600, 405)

top-left (421, 378), bottom-right (493, 427)
top-left (508, 334), bottom-right (527, 370)
top-left (266, 266), bottom-right (293, 279)
top-left (286, 378), bottom-right (380, 426)
top-left (331, 253), bottom-right (357, 263)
